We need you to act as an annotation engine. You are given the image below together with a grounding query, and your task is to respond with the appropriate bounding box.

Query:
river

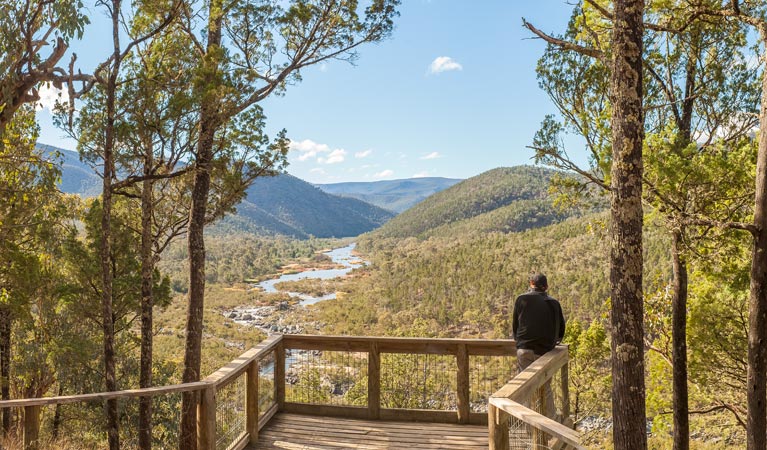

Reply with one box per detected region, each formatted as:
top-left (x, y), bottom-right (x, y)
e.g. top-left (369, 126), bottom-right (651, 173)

top-left (225, 243), bottom-right (366, 334)
top-left (256, 243), bottom-right (364, 306)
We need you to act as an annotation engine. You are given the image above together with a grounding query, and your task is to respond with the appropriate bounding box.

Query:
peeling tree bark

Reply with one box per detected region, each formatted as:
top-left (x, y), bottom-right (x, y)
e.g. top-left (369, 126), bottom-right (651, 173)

top-left (609, 1), bottom-right (647, 449)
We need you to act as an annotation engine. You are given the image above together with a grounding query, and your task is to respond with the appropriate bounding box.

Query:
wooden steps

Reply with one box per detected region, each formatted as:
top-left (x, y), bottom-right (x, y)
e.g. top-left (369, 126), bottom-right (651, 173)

top-left (253, 412), bottom-right (488, 449)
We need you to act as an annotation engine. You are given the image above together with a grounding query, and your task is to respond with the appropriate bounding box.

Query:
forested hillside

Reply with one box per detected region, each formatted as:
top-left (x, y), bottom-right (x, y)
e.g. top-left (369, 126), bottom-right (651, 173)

top-left (371, 166), bottom-right (592, 239)
top-left (219, 174), bottom-right (395, 238)
top-left (322, 212), bottom-right (669, 334)
top-left (43, 143), bottom-right (394, 239)
top-left (317, 177), bottom-right (462, 213)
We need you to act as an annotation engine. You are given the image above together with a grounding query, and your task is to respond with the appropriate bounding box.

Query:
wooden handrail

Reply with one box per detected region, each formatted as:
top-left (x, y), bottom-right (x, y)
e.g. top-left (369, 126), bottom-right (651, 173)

top-left (0, 335), bottom-right (285, 410)
top-left (489, 397), bottom-right (584, 450)
top-left (491, 346), bottom-right (568, 402)
top-left (204, 334), bottom-right (282, 388)
top-left (488, 345), bottom-right (580, 450)
top-left (0, 334), bottom-right (525, 450)
top-left (0, 381), bottom-right (211, 409)
top-left (282, 334), bottom-right (516, 356)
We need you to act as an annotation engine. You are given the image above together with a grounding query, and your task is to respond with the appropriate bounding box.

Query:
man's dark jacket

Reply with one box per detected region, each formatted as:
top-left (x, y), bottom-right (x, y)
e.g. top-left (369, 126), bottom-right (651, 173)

top-left (512, 290), bottom-right (566, 355)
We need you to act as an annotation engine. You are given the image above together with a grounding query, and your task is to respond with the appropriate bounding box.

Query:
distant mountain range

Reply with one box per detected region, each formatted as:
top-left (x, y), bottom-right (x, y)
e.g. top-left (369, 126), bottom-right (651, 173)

top-left (42, 144), bottom-right (583, 240)
top-left (40, 144), bottom-right (395, 239)
top-left (316, 177), bottom-right (461, 213)
top-left (213, 174), bottom-right (395, 239)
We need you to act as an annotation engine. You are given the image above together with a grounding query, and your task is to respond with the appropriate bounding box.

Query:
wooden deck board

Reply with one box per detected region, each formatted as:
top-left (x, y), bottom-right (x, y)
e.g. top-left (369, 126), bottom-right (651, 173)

top-left (252, 413), bottom-right (488, 449)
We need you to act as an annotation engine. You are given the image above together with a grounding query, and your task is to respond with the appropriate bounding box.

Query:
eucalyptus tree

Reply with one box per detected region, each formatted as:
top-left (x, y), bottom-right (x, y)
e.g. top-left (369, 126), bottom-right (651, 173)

top-left (173, 1), bottom-right (400, 446)
top-left (0, 106), bottom-right (64, 435)
top-left (113, 23), bottom-right (198, 448)
top-left (527, 2), bottom-right (759, 448)
top-left (64, 1), bottom-right (180, 447)
top-left (526, 0), bottom-right (649, 447)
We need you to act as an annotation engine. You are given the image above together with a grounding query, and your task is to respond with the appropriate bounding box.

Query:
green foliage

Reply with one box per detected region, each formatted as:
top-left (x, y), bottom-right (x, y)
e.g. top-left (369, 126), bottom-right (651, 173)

top-left (159, 234), bottom-right (334, 290)
top-left (319, 212), bottom-right (670, 337)
top-left (562, 319), bottom-right (611, 427)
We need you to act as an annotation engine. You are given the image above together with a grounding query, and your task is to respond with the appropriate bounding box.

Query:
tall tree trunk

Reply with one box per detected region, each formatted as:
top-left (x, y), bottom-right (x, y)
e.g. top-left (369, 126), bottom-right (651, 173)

top-left (0, 306), bottom-right (10, 434)
top-left (609, 1), bottom-right (647, 450)
top-left (670, 39), bottom-right (697, 450)
top-left (102, 1), bottom-right (121, 448)
top-left (138, 144), bottom-right (154, 450)
top-left (52, 384), bottom-right (63, 439)
top-left (671, 230), bottom-right (689, 450)
top-left (747, 26), bottom-right (767, 450)
top-left (179, 2), bottom-right (223, 448)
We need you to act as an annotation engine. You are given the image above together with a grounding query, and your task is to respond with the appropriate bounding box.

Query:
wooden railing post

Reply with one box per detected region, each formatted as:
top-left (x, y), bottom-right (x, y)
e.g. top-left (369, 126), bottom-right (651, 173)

top-left (456, 344), bottom-right (470, 424)
top-left (24, 405), bottom-right (40, 450)
top-left (488, 403), bottom-right (509, 450)
top-left (275, 341), bottom-right (285, 410)
top-left (561, 359), bottom-right (570, 424)
top-left (368, 341), bottom-right (380, 419)
top-left (247, 360), bottom-right (259, 444)
top-left (197, 386), bottom-right (216, 450)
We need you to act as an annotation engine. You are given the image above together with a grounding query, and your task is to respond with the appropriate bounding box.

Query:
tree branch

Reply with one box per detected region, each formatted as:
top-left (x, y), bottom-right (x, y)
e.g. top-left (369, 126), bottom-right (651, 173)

top-left (522, 18), bottom-right (603, 59)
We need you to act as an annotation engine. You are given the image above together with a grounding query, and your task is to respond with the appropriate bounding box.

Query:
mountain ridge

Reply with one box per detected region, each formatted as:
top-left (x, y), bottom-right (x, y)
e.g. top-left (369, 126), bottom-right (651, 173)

top-left (41, 144), bottom-right (395, 238)
top-left (316, 177), bottom-right (462, 213)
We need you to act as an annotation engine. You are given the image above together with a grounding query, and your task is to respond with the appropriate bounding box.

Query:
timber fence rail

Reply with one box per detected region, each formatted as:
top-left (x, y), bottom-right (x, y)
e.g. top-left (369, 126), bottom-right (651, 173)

top-left (0, 334), bottom-right (580, 449)
top-left (0, 334), bottom-right (282, 450)
top-left (279, 334), bottom-right (518, 426)
top-left (488, 345), bottom-right (584, 450)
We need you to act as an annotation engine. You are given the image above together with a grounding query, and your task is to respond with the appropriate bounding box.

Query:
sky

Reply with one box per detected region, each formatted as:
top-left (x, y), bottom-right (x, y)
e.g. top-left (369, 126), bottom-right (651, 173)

top-left (35, 1), bottom-right (581, 184)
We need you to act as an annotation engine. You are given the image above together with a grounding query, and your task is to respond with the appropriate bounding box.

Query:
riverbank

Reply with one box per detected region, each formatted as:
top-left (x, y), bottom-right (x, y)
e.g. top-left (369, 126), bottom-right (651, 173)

top-left (223, 243), bottom-right (365, 335)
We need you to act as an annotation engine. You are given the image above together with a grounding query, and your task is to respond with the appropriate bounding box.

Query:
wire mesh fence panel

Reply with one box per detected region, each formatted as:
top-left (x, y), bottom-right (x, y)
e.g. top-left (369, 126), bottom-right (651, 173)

top-left (550, 369), bottom-right (565, 422)
top-left (469, 354), bottom-right (517, 412)
top-left (380, 353), bottom-right (456, 410)
top-left (215, 375), bottom-right (246, 450)
top-left (259, 350), bottom-right (276, 416)
top-left (508, 413), bottom-right (558, 450)
top-left (284, 350), bottom-right (368, 406)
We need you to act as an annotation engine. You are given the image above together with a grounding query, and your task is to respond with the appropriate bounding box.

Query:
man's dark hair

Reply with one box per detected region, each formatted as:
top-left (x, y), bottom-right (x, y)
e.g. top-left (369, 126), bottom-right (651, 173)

top-left (529, 273), bottom-right (548, 290)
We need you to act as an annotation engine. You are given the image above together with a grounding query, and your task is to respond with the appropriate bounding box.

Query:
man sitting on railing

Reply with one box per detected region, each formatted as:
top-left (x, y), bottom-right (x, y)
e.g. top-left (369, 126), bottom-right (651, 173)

top-left (512, 273), bottom-right (566, 420)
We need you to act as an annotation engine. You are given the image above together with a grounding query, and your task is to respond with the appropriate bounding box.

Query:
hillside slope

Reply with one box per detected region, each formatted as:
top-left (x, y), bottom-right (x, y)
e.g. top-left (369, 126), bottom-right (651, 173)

top-left (370, 166), bottom-right (571, 239)
top-left (42, 144), bottom-right (393, 238)
top-left (37, 144), bottom-right (101, 197)
top-left (317, 177), bottom-right (462, 213)
top-left (214, 174), bottom-right (395, 239)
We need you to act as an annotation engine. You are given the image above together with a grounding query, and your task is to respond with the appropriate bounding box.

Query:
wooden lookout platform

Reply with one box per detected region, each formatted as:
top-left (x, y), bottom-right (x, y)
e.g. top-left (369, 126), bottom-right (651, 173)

top-left (0, 334), bottom-right (582, 450)
top-left (254, 413), bottom-right (488, 449)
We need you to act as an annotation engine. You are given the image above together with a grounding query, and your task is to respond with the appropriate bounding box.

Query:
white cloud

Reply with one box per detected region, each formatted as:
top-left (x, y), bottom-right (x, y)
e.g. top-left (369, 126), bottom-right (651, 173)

top-left (373, 169), bottom-right (394, 179)
top-left (319, 148), bottom-right (346, 164)
top-left (309, 168), bottom-right (326, 175)
top-left (412, 171), bottom-right (430, 178)
top-left (428, 56), bottom-right (463, 74)
top-left (290, 139), bottom-right (347, 164)
top-left (290, 139), bottom-right (330, 162)
top-left (36, 83), bottom-right (69, 112)
top-left (355, 149), bottom-right (373, 159)
top-left (420, 152), bottom-right (442, 160)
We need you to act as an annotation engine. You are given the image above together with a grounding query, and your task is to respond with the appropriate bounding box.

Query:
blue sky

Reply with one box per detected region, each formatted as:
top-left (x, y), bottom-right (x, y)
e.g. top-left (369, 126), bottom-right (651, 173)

top-left (36, 1), bottom-right (580, 184)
